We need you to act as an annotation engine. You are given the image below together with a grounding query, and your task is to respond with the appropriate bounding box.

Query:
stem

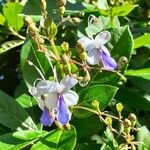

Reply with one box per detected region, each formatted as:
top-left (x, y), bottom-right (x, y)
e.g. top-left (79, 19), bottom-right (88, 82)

top-left (73, 106), bottom-right (99, 115)
top-left (49, 39), bottom-right (61, 61)
top-left (10, 28), bottom-right (25, 40)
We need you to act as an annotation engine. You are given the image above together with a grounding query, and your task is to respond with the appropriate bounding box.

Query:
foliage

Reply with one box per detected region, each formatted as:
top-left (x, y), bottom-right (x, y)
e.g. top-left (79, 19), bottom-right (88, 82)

top-left (0, 0), bottom-right (150, 149)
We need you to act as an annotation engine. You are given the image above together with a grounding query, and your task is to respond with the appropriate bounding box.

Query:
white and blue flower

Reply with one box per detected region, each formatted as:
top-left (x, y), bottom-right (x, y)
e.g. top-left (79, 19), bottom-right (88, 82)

top-left (77, 31), bottom-right (118, 70)
top-left (29, 75), bottom-right (78, 126)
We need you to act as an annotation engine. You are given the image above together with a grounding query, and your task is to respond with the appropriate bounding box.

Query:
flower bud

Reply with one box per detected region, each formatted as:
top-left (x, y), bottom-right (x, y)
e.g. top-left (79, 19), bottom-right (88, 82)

top-left (92, 100), bottom-right (99, 110)
top-left (44, 17), bottom-right (52, 30)
top-left (40, 0), bottom-right (47, 12)
top-left (62, 54), bottom-right (70, 64)
top-left (58, 6), bottom-right (65, 15)
top-left (57, 0), bottom-right (66, 7)
top-left (48, 21), bottom-right (57, 39)
top-left (80, 52), bottom-right (87, 61)
top-left (123, 118), bottom-right (132, 128)
top-left (131, 144), bottom-right (136, 150)
top-left (105, 117), bottom-right (112, 127)
top-left (117, 56), bottom-right (128, 69)
top-left (76, 42), bottom-right (86, 53)
top-left (61, 42), bottom-right (69, 51)
top-left (24, 16), bottom-right (33, 26)
top-left (71, 17), bottom-right (81, 24)
top-left (64, 64), bottom-right (71, 74)
top-left (128, 113), bottom-right (137, 127)
top-left (116, 103), bottom-right (123, 113)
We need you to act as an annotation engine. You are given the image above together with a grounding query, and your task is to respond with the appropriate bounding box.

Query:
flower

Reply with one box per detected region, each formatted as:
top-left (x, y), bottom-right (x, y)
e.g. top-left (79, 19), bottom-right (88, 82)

top-left (29, 75), bottom-right (78, 126)
top-left (77, 31), bottom-right (118, 70)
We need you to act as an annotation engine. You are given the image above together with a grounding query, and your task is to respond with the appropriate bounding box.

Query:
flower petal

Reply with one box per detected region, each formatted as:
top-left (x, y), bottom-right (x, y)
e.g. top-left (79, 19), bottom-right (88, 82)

top-left (63, 90), bottom-right (79, 106)
top-left (100, 50), bottom-right (118, 70)
top-left (95, 31), bottom-right (111, 45)
top-left (40, 109), bottom-right (54, 126)
top-left (60, 75), bottom-right (78, 89)
top-left (45, 93), bottom-right (58, 110)
top-left (37, 80), bottom-right (57, 94)
top-left (56, 95), bottom-right (71, 125)
top-left (87, 47), bottom-right (100, 65)
top-left (77, 37), bottom-right (94, 50)
top-left (37, 98), bottom-right (45, 111)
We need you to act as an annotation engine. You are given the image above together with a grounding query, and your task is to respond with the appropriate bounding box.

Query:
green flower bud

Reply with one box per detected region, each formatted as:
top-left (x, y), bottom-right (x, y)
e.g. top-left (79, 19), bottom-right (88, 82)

top-left (123, 118), bottom-right (132, 128)
top-left (57, 0), bottom-right (66, 7)
top-left (71, 17), bottom-right (81, 24)
top-left (48, 21), bottom-right (57, 39)
top-left (44, 17), bottom-right (52, 30)
top-left (92, 100), bottom-right (99, 110)
top-left (116, 103), bottom-right (123, 113)
top-left (105, 116), bottom-right (112, 126)
top-left (61, 42), bottom-right (69, 51)
top-left (80, 52), bottom-right (87, 61)
top-left (64, 64), bottom-right (71, 74)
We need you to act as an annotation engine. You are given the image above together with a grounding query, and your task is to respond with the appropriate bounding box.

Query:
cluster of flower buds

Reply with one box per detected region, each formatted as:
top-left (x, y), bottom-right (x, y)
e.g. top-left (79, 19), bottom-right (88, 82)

top-left (24, 16), bottom-right (47, 52)
top-left (56, 0), bottom-right (67, 17)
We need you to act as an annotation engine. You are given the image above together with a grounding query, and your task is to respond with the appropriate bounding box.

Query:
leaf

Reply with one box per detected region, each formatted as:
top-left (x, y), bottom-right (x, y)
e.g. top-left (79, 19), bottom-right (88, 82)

top-left (112, 26), bottom-right (134, 71)
top-left (0, 130), bottom-right (47, 150)
top-left (21, 37), bottom-right (51, 87)
top-left (0, 90), bottom-right (37, 130)
top-left (30, 126), bottom-right (76, 150)
top-left (72, 116), bottom-right (104, 140)
top-left (126, 68), bottom-right (150, 80)
top-left (0, 40), bottom-right (24, 54)
top-left (115, 87), bottom-right (150, 111)
top-left (0, 13), bottom-right (5, 25)
top-left (137, 126), bottom-right (150, 150)
top-left (3, 2), bottom-right (24, 31)
top-left (111, 3), bottom-right (137, 16)
top-left (16, 94), bottom-right (40, 124)
top-left (74, 85), bottom-right (118, 118)
top-left (134, 34), bottom-right (150, 49)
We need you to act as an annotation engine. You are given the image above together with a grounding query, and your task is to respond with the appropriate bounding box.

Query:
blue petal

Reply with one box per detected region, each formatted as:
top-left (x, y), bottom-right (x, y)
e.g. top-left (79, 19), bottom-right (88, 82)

top-left (56, 95), bottom-right (71, 125)
top-left (40, 109), bottom-right (54, 126)
top-left (100, 50), bottom-right (118, 70)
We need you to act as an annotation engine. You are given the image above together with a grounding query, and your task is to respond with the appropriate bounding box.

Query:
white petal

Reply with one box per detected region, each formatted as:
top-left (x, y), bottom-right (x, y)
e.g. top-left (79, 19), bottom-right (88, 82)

top-left (77, 37), bottom-right (93, 48)
top-left (87, 48), bottom-right (100, 65)
top-left (60, 75), bottom-right (78, 89)
top-left (37, 99), bottom-right (45, 111)
top-left (37, 80), bottom-right (57, 94)
top-left (29, 87), bottom-right (39, 97)
top-left (95, 31), bottom-right (111, 45)
top-left (63, 90), bottom-right (79, 106)
top-left (45, 93), bottom-right (58, 110)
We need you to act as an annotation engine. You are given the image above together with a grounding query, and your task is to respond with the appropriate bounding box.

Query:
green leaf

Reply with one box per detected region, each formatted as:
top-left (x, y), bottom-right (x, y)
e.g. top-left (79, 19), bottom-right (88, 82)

top-left (134, 34), bottom-right (150, 49)
top-left (3, 2), bottom-right (24, 31)
top-left (0, 13), bottom-right (5, 25)
top-left (111, 3), bottom-right (137, 16)
top-left (0, 90), bottom-right (37, 130)
top-left (115, 87), bottom-right (150, 111)
top-left (72, 116), bottom-right (104, 140)
top-left (0, 130), bottom-right (47, 150)
top-left (112, 26), bottom-right (134, 71)
top-left (74, 85), bottom-right (118, 118)
top-left (0, 40), bottom-right (24, 54)
top-left (137, 126), bottom-right (150, 150)
top-left (31, 126), bottom-right (76, 150)
top-left (21, 37), bottom-right (51, 87)
top-left (126, 68), bottom-right (150, 80)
